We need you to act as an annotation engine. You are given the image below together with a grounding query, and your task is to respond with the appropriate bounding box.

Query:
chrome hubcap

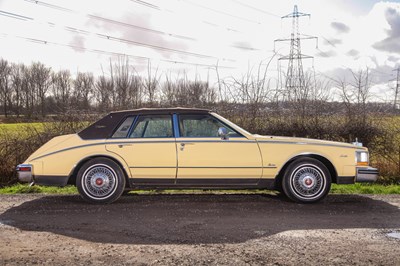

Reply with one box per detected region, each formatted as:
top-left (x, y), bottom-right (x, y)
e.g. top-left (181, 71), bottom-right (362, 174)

top-left (291, 165), bottom-right (325, 199)
top-left (83, 164), bottom-right (117, 199)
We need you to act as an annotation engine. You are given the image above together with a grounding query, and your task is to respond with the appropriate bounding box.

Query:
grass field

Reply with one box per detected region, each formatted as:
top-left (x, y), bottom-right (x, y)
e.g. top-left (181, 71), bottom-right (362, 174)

top-left (0, 183), bottom-right (399, 195)
top-left (0, 122), bottom-right (46, 135)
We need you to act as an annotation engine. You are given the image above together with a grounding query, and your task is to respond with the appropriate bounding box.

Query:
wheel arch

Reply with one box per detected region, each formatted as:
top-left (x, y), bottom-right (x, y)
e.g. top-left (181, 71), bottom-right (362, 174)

top-left (67, 155), bottom-right (131, 188)
top-left (274, 153), bottom-right (338, 190)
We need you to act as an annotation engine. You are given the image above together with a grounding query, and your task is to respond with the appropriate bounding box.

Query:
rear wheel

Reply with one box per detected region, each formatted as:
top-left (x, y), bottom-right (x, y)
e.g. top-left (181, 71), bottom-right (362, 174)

top-left (282, 158), bottom-right (331, 203)
top-left (76, 158), bottom-right (125, 204)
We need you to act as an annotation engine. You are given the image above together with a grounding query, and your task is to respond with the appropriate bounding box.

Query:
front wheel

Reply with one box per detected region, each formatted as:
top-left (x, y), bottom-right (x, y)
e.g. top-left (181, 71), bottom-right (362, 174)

top-left (282, 158), bottom-right (331, 203)
top-left (76, 158), bottom-right (126, 204)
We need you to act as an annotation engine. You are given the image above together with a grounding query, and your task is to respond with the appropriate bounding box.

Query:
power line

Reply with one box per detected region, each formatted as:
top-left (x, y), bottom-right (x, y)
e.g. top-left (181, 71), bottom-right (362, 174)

top-left (25, 0), bottom-right (260, 52)
top-left (130, 0), bottom-right (161, 10)
top-left (0, 32), bottom-right (236, 69)
top-left (129, 0), bottom-right (243, 34)
top-left (231, 0), bottom-right (281, 18)
top-left (179, 0), bottom-right (262, 25)
top-left (0, 8), bottom-right (235, 62)
top-left (0, 10), bottom-right (32, 21)
top-left (25, 0), bottom-right (194, 41)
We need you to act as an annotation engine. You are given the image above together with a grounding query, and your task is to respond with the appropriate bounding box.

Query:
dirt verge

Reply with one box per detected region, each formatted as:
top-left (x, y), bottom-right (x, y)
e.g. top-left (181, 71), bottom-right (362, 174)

top-left (1, 194), bottom-right (399, 265)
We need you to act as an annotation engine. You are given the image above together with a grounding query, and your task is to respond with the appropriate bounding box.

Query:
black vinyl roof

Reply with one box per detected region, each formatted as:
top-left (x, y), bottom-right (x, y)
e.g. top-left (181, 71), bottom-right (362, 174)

top-left (78, 107), bottom-right (211, 140)
top-left (110, 107), bottom-right (211, 116)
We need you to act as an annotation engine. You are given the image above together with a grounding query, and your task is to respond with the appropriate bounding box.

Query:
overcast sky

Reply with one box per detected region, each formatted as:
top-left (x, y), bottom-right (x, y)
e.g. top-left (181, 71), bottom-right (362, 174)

top-left (1, 0), bottom-right (400, 100)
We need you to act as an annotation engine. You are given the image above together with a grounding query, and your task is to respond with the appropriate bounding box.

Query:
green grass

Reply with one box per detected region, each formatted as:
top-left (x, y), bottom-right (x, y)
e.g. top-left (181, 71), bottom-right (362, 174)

top-left (0, 122), bottom-right (45, 131)
top-left (0, 184), bottom-right (77, 194)
top-left (0, 183), bottom-right (399, 195)
top-left (0, 122), bottom-right (46, 137)
top-left (330, 183), bottom-right (400, 194)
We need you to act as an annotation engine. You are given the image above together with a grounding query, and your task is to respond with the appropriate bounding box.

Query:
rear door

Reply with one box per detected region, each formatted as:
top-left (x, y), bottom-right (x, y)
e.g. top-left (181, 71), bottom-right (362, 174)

top-left (106, 114), bottom-right (177, 184)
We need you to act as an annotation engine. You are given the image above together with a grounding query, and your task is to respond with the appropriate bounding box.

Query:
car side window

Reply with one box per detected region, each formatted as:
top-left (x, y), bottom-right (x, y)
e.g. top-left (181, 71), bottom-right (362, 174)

top-left (130, 115), bottom-right (173, 138)
top-left (112, 116), bottom-right (136, 138)
top-left (179, 114), bottom-right (241, 138)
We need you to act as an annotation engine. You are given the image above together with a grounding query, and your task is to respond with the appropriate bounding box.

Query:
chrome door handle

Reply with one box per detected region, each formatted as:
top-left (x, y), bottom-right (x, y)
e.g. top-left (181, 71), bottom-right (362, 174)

top-left (118, 144), bottom-right (132, 148)
top-left (180, 142), bottom-right (194, 151)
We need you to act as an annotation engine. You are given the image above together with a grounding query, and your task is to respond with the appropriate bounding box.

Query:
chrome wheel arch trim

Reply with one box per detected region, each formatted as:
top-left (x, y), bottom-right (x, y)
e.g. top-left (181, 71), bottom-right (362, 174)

top-left (276, 152), bottom-right (338, 180)
top-left (69, 154), bottom-right (132, 182)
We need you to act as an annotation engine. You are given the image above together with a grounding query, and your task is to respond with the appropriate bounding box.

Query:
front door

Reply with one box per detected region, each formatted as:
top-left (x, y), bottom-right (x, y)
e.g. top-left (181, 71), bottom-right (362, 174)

top-left (176, 114), bottom-right (262, 186)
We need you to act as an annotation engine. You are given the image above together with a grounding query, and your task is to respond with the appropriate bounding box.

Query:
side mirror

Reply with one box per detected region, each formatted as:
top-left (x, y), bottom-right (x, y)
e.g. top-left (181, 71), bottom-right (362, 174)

top-left (218, 127), bottom-right (229, 140)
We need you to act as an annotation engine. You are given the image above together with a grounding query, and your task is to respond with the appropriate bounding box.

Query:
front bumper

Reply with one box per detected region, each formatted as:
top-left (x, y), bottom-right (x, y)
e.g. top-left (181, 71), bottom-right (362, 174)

top-left (356, 167), bottom-right (379, 182)
top-left (16, 164), bottom-right (33, 183)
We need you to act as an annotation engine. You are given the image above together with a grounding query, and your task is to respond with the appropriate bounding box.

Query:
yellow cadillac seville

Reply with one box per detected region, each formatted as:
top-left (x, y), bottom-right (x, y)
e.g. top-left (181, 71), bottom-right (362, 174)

top-left (16, 108), bottom-right (378, 204)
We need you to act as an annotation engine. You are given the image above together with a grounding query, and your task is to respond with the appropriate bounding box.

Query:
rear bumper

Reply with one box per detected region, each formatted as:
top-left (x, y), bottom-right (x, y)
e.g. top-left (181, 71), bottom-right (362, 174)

top-left (16, 164), bottom-right (33, 183)
top-left (16, 164), bottom-right (69, 186)
top-left (356, 167), bottom-right (379, 182)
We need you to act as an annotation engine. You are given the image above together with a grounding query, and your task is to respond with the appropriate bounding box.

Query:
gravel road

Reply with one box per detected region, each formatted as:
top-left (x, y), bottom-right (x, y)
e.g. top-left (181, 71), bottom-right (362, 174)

top-left (1, 193), bottom-right (400, 265)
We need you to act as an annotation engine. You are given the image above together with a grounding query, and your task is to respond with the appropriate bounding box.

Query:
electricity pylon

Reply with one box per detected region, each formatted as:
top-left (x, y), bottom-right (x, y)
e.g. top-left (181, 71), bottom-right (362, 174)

top-left (392, 67), bottom-right (400, 109)
top-left (274, 5), bottom-right (317, 101)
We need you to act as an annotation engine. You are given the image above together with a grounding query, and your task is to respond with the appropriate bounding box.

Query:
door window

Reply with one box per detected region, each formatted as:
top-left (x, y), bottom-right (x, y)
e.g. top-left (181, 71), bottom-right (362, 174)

top-left (179, 114), bottom-right (241, 137)
top-left (130, 115), bottom-right (173, 138)
top-left (112, 116), bottom-right (136, 138)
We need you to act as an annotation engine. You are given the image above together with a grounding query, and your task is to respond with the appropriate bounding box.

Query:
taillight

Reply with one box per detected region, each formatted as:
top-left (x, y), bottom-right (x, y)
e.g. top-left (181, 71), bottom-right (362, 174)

top-left (17, 166), bottom-right (31, 172)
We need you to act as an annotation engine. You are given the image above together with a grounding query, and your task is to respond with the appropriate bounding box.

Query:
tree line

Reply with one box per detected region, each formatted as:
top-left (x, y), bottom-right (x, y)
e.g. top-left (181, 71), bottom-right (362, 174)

top-left (0, 58), bottom-right (219, 117)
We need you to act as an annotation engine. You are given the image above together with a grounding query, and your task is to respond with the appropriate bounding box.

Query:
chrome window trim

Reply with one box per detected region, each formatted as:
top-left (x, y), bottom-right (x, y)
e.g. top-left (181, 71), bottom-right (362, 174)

top-left (177, 113), bottom-right (245, 138)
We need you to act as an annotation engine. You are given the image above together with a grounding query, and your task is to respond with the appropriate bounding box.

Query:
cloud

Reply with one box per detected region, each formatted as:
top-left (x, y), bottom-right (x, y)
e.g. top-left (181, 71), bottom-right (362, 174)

top-left (373, 7), bottom-right (400, 53)
top-left (331, 22), bottom-right (350, 34)
top-left (323, 38), bottom-right (342, 46)
top-left (69, 36), bottom-right (86, 53)
top-left (317, 50), bottom-right (337, 58)
top-left (87, 12), bottom-right (189, 60)
top-left (388, 55), bottom-right (400, 63)
top-left (231, 41), bottom-right (258, 51)
top-left (346, 49), bottom-right (359, 57)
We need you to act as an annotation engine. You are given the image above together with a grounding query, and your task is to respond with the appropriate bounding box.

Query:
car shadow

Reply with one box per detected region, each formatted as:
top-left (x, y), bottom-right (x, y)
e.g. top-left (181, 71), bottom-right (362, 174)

top-left (1, 194), bottom-right (399, 245)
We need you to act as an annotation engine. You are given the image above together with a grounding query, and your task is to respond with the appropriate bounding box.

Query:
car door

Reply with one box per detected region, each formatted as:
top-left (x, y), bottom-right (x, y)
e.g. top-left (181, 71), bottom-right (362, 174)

top-left (105, 114), bottom-right (177, 184)
top-left (176, 114), bottom-right (262, 185)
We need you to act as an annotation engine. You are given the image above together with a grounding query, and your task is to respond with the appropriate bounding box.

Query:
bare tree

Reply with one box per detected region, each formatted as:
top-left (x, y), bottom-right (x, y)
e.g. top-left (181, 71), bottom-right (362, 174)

top-left (129, 75), bottom-right (143, 109)
top-left (228, 58), bottom-right (277, 129)
top-left (143, 61), bottom-right (160, 106)
top-left (95, 75), bottom-right (113, 112)
top-left (338, 68), bottom-right (371, 124)
top-left (51, 70), bottom-right (71, 113)
top-left (113, 57), bottom-right (131, 109)
top-left (0, 59), bottom-right (12, 116)
top-left (161, 73), bottom-right (177, 106)
top-left (30, 62), bottom-right (51, 117)
top-left (73, 72), bottom-right (94, 110)
top-left (10, 64), bottom-right (23, 117)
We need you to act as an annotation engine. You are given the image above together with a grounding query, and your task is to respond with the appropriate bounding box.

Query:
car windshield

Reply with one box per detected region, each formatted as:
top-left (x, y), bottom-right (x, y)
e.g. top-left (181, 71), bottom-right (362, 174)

top-left (211, 113), bottom-right (252, 136)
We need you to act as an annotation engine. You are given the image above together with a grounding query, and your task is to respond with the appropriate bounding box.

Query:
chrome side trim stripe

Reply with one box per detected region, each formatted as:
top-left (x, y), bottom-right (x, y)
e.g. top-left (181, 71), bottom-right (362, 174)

top-left (130, 166), bottom-right (176, 169)
top-left (257, 140), bottom-right (359, 149)
top-left (31, 139), bottom-right (257, 160)
top-left (32, 142), bottom-right (108, 160)
top-left (130, 166), bottom-right (266, 169)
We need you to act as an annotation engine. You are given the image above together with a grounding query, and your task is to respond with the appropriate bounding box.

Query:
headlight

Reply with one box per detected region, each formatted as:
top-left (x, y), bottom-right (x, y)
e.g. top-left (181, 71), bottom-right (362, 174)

top-left (356, 151), bottom-right (369, 166)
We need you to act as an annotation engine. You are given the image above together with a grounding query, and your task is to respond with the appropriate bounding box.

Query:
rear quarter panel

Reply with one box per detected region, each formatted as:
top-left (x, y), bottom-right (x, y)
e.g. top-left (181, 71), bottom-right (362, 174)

top-left (27, 138), bottom-right (132, 178)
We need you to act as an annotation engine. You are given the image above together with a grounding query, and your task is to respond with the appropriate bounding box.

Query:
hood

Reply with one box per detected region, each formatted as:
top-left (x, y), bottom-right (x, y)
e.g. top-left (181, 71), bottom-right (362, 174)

top-left (253, 134), bottom-right (365, 150)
